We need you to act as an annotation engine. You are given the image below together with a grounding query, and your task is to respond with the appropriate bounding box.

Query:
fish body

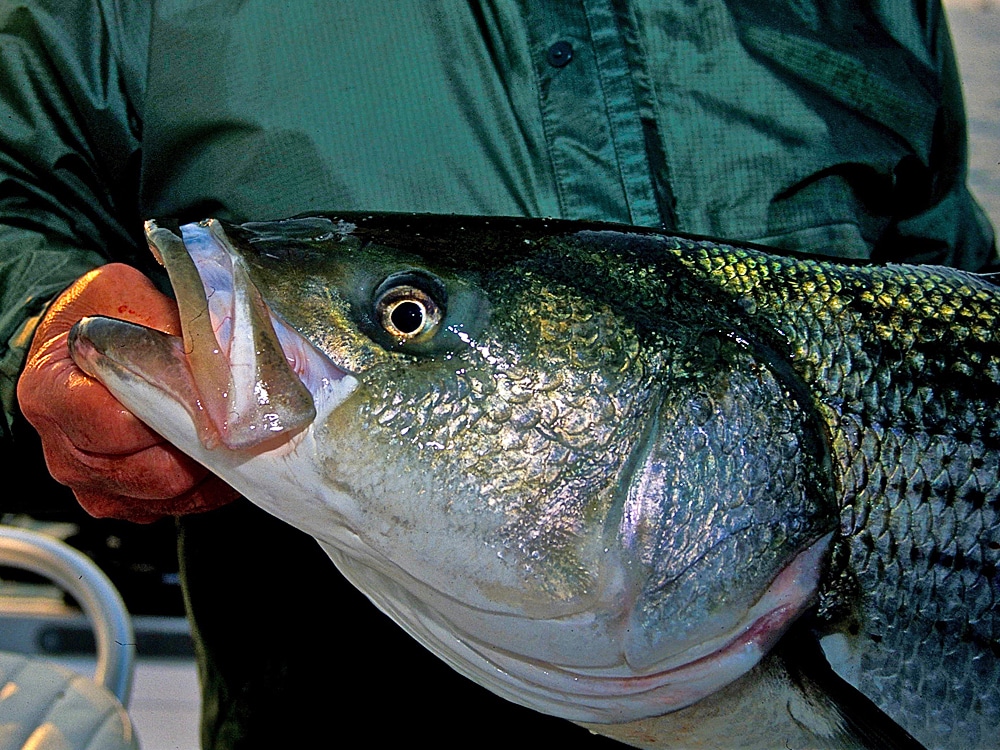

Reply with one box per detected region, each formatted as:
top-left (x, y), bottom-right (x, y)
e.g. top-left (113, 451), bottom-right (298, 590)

top-left (69, 214), bottom-right (999, 749)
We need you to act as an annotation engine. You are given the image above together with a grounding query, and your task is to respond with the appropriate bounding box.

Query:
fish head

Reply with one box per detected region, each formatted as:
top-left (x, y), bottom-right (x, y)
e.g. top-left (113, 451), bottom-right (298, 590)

top-left (69, 214), bottom-right (836, 724)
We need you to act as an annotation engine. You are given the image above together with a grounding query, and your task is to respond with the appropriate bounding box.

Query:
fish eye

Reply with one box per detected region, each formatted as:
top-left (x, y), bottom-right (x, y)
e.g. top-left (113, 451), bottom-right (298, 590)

top-left (373, 274), bottom-right (445, 344)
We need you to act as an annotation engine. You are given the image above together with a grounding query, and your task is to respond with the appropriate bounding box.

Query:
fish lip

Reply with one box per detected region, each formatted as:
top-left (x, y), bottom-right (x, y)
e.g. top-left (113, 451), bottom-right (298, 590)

top-left (142, 218), bottom-right (351, 449)
top-left (438, 532), bottom-right (834, 723)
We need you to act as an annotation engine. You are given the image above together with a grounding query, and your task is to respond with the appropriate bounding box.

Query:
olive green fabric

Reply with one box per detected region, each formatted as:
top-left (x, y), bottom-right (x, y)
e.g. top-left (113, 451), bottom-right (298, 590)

top-left (1, 1), bottom-right (996, 747)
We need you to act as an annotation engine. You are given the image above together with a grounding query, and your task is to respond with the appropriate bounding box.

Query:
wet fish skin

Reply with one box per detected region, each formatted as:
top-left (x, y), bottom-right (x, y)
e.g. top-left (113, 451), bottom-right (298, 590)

top-left (638, 227), bottom-right (1000, 748)
top-left (692, 237), bottom-right (1000, 749)
top-left (69, 214), bottom-right (999, 749)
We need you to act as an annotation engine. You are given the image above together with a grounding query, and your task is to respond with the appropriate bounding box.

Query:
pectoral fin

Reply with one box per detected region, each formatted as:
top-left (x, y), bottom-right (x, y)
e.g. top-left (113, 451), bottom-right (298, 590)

top-left (771, 623), bottom-right (927, 750)
top-left (578, 620), bottom-right (926, 750)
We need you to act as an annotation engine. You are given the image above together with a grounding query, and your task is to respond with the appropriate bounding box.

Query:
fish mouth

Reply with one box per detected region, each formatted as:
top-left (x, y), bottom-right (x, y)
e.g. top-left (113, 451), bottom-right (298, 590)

top-left (70, 219), bottom-right (354, 453)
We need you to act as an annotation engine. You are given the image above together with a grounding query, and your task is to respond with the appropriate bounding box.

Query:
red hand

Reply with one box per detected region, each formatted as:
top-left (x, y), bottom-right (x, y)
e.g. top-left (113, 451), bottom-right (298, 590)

top-left (17, 264), bottom-right (239, 523)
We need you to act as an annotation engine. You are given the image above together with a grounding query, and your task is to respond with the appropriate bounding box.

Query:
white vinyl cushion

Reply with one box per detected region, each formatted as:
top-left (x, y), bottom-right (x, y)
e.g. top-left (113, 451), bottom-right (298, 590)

top-left (0, 653), bottom-right (137, 750)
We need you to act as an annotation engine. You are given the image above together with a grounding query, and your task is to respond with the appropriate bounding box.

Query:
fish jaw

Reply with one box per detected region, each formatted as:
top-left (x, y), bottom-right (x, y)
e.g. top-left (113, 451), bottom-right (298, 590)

top-left (139, 219), bottom-right (320, 450)
top-left (68, 219), bottom-right (358, 481)
top-left (68, 312), bottom-right (363, 546)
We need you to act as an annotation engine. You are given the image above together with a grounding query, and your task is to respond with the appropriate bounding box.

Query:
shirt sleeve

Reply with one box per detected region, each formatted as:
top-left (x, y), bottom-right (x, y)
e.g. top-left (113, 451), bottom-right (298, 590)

top-left (0, 0), bottom-right (150, 435)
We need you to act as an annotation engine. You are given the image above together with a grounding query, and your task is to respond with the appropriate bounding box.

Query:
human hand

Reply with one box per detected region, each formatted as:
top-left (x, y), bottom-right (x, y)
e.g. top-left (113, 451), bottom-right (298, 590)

top-left (17, 264), bottom-right (239, 523)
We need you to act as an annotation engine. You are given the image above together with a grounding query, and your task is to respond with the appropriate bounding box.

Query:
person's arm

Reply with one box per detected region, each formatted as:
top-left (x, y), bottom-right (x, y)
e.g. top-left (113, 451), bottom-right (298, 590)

top-left (1, 0), bottom-right (237, 521)
top-left (0, 0), bottom-right (145, 428)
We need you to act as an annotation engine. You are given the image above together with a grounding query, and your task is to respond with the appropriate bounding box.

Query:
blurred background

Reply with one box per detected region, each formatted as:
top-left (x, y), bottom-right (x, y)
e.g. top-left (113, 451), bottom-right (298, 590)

top-left (950, 0), bottom-right (1000, 232)
top-left (1, 2), bottom-right (997, 748)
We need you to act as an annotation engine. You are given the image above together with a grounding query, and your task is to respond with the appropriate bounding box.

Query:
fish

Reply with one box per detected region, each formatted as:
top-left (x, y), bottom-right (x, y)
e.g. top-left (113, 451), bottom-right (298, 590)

top-left (67, 213), bottom-right (999, 749)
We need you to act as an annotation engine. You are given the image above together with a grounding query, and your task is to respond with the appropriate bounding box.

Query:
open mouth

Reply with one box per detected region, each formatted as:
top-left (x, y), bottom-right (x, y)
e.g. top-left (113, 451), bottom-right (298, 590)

top-left (70, 219), bottom-right (354, 453)
top-left (143, 219), bottom-right (320, 450)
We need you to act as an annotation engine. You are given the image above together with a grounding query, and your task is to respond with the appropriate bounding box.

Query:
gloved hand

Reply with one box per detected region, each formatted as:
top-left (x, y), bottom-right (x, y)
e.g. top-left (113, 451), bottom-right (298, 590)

top-left (17, 263), bottom-right (239, 523)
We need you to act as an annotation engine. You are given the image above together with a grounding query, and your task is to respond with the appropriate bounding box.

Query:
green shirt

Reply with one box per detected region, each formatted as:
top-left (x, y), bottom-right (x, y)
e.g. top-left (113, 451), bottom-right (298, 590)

top-left (1, 0), bottom-right (996, 431)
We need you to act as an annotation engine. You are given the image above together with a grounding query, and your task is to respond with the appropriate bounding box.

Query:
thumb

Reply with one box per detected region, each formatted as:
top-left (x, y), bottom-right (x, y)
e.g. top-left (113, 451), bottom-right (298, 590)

top-left (29, 263), bottom-right (180, 354)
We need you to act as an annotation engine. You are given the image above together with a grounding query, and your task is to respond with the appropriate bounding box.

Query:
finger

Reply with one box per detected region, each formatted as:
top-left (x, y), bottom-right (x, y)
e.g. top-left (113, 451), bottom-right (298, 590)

top-left (74, 476), bottom-right (241, 524)
top-left (20, 331), bottom-right (168, 455)
top-left (29, 264), bottom-right (180, 355)
top-left (36, 428), bottom-right (211, 500)
top-left (20, 263), bottom-right (181, 454)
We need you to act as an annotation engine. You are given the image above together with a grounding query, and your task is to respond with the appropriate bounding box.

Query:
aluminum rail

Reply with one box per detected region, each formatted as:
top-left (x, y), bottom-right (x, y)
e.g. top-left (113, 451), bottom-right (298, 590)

top-left (0, 525), bottom-right (134, 703)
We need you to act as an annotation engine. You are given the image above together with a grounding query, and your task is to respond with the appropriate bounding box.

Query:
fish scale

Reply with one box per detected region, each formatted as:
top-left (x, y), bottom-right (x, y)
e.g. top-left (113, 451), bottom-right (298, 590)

top-left (70, 214), bottom-right (999, 748)
top-left (673, 243), bottom-right (1000, 747)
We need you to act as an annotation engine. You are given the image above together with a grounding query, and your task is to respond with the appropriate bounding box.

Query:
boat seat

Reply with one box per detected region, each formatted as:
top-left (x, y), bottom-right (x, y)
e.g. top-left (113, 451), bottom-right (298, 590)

top-left (0, 525), bottom-right (138, 750)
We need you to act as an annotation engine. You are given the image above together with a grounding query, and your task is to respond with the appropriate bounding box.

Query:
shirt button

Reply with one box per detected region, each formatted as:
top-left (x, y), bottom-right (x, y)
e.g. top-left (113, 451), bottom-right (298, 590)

top-left (547, 40), bottom-right (574, 68)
